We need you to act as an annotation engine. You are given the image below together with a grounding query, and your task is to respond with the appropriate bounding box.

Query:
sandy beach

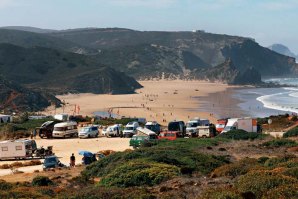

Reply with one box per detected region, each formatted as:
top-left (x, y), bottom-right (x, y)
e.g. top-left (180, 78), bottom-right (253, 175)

top-left (44, 81), bottom-right (232, 125)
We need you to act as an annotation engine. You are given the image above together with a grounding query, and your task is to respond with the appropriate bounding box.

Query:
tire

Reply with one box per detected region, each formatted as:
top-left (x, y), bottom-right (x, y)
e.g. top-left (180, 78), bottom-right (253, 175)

top-left (88, 134), bottom-right (91, 138)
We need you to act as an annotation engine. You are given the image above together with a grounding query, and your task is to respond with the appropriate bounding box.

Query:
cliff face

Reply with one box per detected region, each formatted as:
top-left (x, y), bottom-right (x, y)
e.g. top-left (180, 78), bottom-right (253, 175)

top-left (0, 77), bottom-right (61, 113)
top-left (48, 28), bottom-right (298, 79)
top-left (0, 43), bottom-right (142, 95)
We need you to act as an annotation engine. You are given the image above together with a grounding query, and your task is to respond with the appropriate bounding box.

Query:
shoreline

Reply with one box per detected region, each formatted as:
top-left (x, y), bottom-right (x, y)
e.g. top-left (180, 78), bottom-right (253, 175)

top-left (42, 80), bottom-right (237, 125)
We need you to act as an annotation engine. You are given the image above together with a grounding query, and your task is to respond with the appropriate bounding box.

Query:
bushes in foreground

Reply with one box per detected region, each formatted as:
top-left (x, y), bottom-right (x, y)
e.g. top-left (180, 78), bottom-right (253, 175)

top-left (32, 176), bottom-right (53, 187)
top-left (262, 138), bottom-right (298, 147)
top-left (283, 126), bottom-right (298, 138)
top-left (100, 160), bottom-right (180, 187)
top-left (82, 146), bottom-right (229, 187)
top-left (218, 130), bottom-right (265, 140)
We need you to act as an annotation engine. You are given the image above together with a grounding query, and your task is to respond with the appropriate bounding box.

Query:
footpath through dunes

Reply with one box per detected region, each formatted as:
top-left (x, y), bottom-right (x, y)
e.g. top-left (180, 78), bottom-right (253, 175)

top-left (0, 137), bottom-right (132, 176)
top-left (45, 80), bottom-right (233, 125)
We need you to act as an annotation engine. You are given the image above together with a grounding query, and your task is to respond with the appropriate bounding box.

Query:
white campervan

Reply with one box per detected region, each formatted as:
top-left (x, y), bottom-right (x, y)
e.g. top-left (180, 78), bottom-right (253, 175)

top-left (102, 124), bottom-right (122, 137)
top-left (52, 122), bottom-right (78, 138)
top-left (123, 122), bottom-right (139, 138)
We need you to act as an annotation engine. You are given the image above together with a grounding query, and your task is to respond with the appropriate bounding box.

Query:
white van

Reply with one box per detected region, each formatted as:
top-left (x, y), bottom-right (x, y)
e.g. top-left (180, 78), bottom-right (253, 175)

top-left (102, 124), bottom-right (122, 137)
top-left (79, 126), bottom-right (99, 138)
top-left (52, 122), bottom-right (78, 138)
top-left (123, 122), bottom-right (139, 137)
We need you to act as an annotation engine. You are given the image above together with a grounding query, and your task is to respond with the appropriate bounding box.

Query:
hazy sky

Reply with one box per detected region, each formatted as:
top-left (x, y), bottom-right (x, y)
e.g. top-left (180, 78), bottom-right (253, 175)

top-left (0, 0), bottom-right (297, 53)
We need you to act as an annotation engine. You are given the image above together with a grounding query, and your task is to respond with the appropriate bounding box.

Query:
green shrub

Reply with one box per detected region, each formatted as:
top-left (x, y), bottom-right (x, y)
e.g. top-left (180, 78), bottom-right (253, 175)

top-left (200, 187), bottom-right (241, 199)
top-left (218, 130), bottom-right (265, 140)
top-left (262, 183), bottom-right (298, 199)
top-left (235, 171), bottom-right (298, 198)
top-left (283, 167), bottom-right (298, 179)
top-left (262, 138), bottom-right (298, 147)
top-left (211, 158), bottom-right (261, 178)
top-left (283, 127), bottom-right (298, 138)
top-left (0, 180), bottom-right (13, 190)
top-left (257, 156), bottom-right (270, 164)
top-left (100, 160), bottom-right (180, 187)
top-left (264, 155), bottom-right (296, 168)
top-left (32, 176), bottom-right (53, 186)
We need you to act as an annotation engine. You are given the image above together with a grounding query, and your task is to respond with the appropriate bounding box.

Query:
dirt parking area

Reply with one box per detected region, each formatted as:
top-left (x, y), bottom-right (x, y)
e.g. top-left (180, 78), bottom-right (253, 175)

top-left (0, 137), bottom-right (132, 176)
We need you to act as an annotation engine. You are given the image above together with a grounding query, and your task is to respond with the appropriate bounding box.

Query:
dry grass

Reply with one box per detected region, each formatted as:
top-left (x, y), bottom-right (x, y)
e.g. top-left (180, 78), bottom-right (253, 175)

top-left (0, 160), bottom-right (42, 169)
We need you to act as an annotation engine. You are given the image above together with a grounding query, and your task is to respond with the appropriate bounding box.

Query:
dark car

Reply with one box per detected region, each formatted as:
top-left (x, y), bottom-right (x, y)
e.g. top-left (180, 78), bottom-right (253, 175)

top-left (38, 121), bottom-right (60, 138)
top-left (168, 121), bottom-right (186, 137)
top-left (43, 155), bottom-right (60, 170)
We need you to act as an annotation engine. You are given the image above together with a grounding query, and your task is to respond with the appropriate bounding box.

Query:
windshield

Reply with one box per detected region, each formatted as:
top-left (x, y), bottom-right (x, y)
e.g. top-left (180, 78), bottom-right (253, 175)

top-left (54, 127), bottom-right (66, 131)
top-left (80, 128), bottom-right (90, 132)
top-left (168, 122), bottom-right (180, 131)
top-left (187, 122), bottom-right (198, 128)
top-left (125, 127), bottom-right (134, 131)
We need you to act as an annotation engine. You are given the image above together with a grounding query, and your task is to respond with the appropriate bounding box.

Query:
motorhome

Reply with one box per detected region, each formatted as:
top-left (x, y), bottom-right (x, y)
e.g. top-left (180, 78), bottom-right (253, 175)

top-left (123, 122), bottom-right (139, 137)
top-left (186, 118), bottom-right (210, 137)
top-left (222, 118), bottom-right (258, 133)
top-left (0, 139), bottom-right (37, 160)
top-left (52, 121), bottom-right (78, 138)
top-left (145, 121), bottom-right (161, 134)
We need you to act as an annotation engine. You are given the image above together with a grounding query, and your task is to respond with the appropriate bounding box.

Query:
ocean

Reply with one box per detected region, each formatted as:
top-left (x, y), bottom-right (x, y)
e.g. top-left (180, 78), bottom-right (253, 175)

top-left (198, 78), bottom-right (298, 118)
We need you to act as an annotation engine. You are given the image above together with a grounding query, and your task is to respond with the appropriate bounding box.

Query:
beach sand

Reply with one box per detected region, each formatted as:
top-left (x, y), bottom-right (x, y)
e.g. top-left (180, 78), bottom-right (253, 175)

top-left (44, 80), bottom-right (233, 125)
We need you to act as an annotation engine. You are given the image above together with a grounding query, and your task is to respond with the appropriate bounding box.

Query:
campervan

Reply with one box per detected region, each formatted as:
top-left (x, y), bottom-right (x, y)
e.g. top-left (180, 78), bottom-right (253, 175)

top-left (123, 122), bottom-right (139, 137)
top-left (52, 121), bottom-right (78, 138)
top-left (102, 124), bottom-right (122, 137)
top-left (78, 126), bottom-right (99, 138)
top-left (0, 139), bottom-right (37, 160)
top-left (222, 118), bottom-right (258, 133)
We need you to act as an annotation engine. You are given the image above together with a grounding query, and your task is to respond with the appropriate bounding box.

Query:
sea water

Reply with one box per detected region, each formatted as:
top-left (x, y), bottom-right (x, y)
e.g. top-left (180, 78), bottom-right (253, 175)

top-left (236, 78), bottom-right (298, 117)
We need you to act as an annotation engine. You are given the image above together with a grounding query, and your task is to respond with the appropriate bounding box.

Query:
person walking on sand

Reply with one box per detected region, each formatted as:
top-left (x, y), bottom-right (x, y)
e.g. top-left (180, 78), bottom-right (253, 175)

top-left (70, 153), bottom-right (76, 167)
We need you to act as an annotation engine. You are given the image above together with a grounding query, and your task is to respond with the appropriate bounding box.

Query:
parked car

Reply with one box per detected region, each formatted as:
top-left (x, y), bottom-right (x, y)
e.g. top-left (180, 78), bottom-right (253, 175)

top-left (102, 124), bottom-right (122, 137)
top-left (123, 122), bottom-right (139, 138)
top-left (79, 126), bottom-right (99, 138)
top-left (158, 131), bottom-right (178, 141)
top-left (129, 134), bottom-right (158, 148)
top-left (38, 121), bottom-right (60, 138)
top-left (43, 155), bottom-right (65, 170)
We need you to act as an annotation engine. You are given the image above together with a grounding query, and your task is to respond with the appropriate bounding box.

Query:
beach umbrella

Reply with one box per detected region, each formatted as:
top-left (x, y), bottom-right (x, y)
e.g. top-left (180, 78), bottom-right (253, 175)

top-left (78, 150), bottom-right (93, 157)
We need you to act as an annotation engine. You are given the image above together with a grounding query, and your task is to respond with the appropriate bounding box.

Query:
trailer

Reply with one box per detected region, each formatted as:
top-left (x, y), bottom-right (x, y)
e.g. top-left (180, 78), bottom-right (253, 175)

top-left (0, 139), bottom-right (37, 160)
top-left (222, 118), bottom-right (258, 133)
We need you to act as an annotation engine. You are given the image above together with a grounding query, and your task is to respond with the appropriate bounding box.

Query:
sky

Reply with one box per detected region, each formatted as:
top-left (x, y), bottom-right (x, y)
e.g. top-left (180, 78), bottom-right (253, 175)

top-left (0, 0), bottom-right (297, 53)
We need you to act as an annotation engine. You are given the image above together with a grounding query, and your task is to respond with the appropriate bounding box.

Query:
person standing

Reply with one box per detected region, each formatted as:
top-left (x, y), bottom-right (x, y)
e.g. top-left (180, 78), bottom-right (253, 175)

top-left (70, 153), bottom-right (76, 167)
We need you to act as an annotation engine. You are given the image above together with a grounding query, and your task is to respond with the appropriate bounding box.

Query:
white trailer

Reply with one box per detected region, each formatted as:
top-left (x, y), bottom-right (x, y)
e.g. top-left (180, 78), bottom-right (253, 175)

top-left (54, 114), bottom-right (69, 121)
top-left (0, 140), bottom-right (36, 160)
top-left (222, 118), bottom-right (257, 133)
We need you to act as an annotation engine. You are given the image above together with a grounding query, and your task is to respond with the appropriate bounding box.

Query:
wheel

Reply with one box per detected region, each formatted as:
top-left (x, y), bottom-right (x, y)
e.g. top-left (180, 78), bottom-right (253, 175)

top-left (88, 134), bottom-right (91, 138)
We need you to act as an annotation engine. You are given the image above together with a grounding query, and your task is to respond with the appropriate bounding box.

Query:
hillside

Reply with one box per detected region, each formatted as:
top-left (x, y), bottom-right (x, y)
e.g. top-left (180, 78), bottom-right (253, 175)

top-left (0, 76), bottom-right (61, 112)
top-left (0, 29), bottom-right (95, 54)
top-left (49, 28), bottom-right (298, 78)
top-left (0, 43), bottom-right (142, 95)
top-left (268, 43), bottom-right (298, 61)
